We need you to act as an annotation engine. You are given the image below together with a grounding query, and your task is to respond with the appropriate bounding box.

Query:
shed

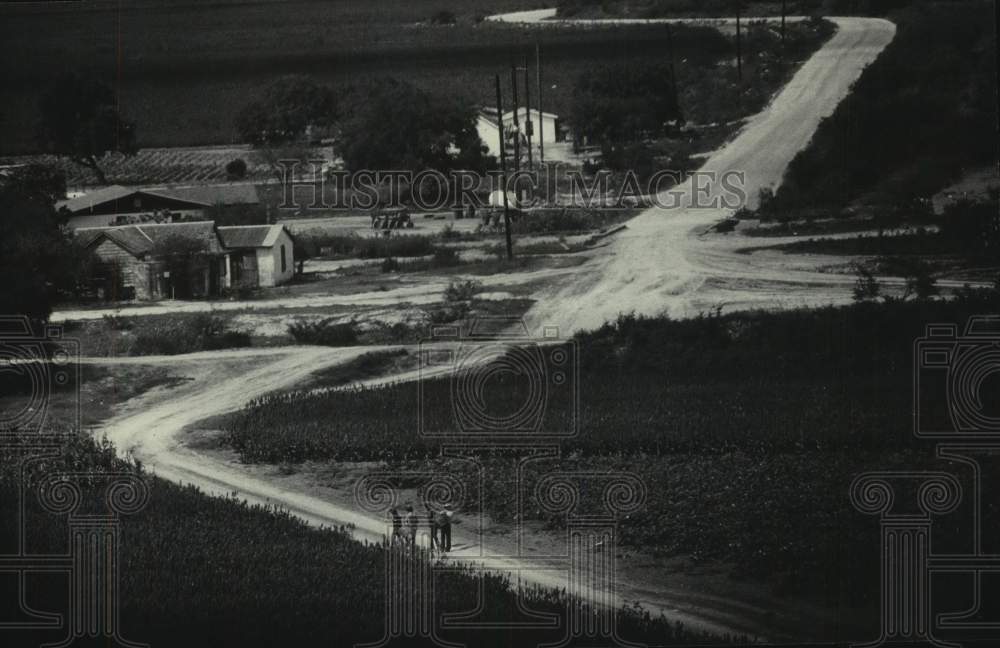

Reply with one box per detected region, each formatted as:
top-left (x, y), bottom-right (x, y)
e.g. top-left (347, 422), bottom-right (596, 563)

top-left (217, 224), bottom-right (295, 288)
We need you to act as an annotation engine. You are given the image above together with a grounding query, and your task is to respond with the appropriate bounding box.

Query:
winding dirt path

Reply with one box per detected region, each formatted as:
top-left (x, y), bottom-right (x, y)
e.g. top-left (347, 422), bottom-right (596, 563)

top-left (92, 10), bottom-right (898, 642)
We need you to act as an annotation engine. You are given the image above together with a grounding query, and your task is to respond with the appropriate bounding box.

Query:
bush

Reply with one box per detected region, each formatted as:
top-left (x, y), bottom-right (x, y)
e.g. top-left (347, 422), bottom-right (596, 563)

top-left (130, 313), bottom-right (251, 355)
top-left (296, 231), bottom-right (436, 260)
top-left (431, 247), bottom-right (460, 267)
top-left (429, 9), bottom-right (456, 24)
top-left (380, 256), bottom-right (400, 273)
top-left (287, 318), bottom-right (359, 346)
top-left (444, 280), bottom-right (481, 303)
top-left (102, 314), bottom-right (135, 331)
top-left (225, 158), bottom-right (248, 180)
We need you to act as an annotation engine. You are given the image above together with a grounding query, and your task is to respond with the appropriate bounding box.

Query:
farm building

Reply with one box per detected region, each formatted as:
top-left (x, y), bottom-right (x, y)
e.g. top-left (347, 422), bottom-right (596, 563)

top-left (478, 109), bottom-right (563, 160)
top-left (502, 108), bottom-right (562, 147)
top-left (75, 221), bottom-right (230, 301)
top-left (477, 114), bottom-right (503, 159)
top-left (58, 184), bottom-right (263, 229)
top-left (217, 224), bottom-right (295, 288)
top-left (58, 186), bottom-right (210, 229)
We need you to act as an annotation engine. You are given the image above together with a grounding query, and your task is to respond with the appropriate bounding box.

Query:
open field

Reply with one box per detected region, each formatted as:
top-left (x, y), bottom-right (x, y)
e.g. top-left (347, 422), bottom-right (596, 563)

top-left (0, 1), bottom-right (826, 156)
top-left (0, 0), bottom-right (700, 153)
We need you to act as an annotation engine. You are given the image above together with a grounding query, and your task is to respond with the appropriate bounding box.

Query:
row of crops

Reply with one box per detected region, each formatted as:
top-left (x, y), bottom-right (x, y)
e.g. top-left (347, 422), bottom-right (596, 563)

top-left (224, 288), bottom-right (1000, 611)
top-left (0, 434), bottom-right (720, 647)
top-left (1, 149), bottom-right (278, 187)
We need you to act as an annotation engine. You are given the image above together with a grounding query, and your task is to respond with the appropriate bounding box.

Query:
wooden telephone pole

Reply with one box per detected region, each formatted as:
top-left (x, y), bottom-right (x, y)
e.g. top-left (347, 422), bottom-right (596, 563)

top-left (510, 65), bottom-right (521, 174)
top-left (523, 54), bottom-right (534, 172)
top-left (536, 43), bottom-right (544, 165)
top-left (495, 74), bottom-right (514, 261)
top-left (666, 24), bottom-right (679, 114)
top-left (781, 0), bottom-right (787, 52)
top-left (736, 2), bottom-right (743, 81)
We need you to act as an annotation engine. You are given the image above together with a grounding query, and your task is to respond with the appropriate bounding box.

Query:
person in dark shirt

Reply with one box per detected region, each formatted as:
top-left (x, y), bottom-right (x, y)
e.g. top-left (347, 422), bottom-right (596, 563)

top-left (436, 504), bottom-right (454, 552)
top-left (388, 507), bottom-right (402, 545)
top-left (404, 505), bottom-right (418, 549)
top-left (425, 506), bottom-right (439, 551)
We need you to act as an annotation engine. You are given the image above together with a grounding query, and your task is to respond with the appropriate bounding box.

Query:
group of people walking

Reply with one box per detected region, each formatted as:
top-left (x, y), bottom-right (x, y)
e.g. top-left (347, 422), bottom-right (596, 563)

top-left (388, 503), bottom-right (454, 552)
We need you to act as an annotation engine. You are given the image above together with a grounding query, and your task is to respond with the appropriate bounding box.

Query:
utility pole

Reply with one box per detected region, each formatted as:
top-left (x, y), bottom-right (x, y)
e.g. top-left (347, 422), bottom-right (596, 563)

top-left (523, 54), bottom-right (534, 172)
top-left (736, 2), bottom-right (743, 82)
top-left (781, 0), bottom-right (787, 47)
top-left (666, 24), bottom-right (679, 117)
top-left (510, 64), bottom-right (521, 174)
top-left (536, 43), bottom-right (544, 165)
top-left (495, 74), bottom-right (514, 261)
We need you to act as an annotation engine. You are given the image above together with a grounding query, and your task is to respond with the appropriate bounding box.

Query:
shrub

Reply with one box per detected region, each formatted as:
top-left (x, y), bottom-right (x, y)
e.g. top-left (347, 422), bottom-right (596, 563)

top-left (444, 280), bottom-right (481, 303)
top-left (380, 257), bottom-right (400, 273)
top-left (130, 313), bottom-right (250, 355)
top-left (296, 232), bottom-right (436, 260)
top-left (102, 314), bottom-right (135, 331)
top-left (430, 9), bottom-right (457, 24)
top-left (431, 247), bottom-right (460, 267)
top-left (226, 158), bottom-right (248, 180)
top-left (852, 264), bottom-right (881, 302)
top-left (287, 318), bottom-right (359, 346)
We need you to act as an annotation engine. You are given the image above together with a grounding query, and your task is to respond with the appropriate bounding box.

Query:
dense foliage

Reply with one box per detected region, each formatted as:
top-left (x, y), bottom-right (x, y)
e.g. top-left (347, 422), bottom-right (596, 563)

top-left (36, 74), bottom-right (137, 184)
top-left (71, 313), bottom-right (251, 357)
top-left (335, 78), bottom-right (489, 174)
top-left (235, 75), bottom-right (338, 146)
top-left (557, 0), bottom-right (924, 18)
top-left (0, 165), bottom-right (93, 325)
top-left (572, 61), bottom-right (683, 144)
top-left (777, 1), bottom-right (997, 209)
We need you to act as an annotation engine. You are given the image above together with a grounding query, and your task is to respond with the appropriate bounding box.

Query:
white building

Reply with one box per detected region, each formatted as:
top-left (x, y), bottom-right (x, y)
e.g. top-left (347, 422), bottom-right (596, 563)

top-left (477, 109), bottom-right (562, 160)
top-left (217, 224), bottom-right (295, 288)
top-left (501, 108), bottom-right (561, 147)
top-left (477, 114), bottom-right (503, 158)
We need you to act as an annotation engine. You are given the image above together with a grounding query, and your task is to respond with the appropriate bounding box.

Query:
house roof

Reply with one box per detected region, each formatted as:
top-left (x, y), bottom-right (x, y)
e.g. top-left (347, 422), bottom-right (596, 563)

top-left (76, 221), bottom-right (225, 257)
top-left (57, 185), bottom-right (211, 214)
top-left (217, 224), bottom-right (290, 249)
top-left (150, 184), bottom-right (261, 206)
top-left (502, 108), bottom-right (559, 121)
top-left (58, 183), bottom-right (261, 214)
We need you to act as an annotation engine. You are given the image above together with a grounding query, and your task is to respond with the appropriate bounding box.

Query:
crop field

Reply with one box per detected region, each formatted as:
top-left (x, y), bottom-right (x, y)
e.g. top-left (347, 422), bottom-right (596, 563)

top-left (0, 434), bottom-right (716, 648)
top-left (3, 147), bottom-right (282, 187)
top-left (223, 287), bottom-right (1000, 616)
top-left (0, 0), bottom-right (826, 155)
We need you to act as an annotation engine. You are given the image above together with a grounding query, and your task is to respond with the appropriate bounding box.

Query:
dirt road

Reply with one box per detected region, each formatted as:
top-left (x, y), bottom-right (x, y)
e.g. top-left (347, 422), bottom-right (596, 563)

top-left (91, 10), bottom-right (897, 642)
top-left (523, 15), bottom-right (897, 334)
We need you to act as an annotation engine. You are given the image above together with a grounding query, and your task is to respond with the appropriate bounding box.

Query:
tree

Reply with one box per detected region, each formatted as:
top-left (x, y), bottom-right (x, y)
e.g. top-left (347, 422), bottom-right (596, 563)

top-left (334, 78), bottom-right (488, 174)
top-left (236, 75), bottom-right (337, 147)
top-left (226, 158), bottom-right (248, 180)
top-left (37, 74), bottom-right (137, 185)
top-left (571, 62), bottom-right (683, 146)
top-left (152, 235), bottom-right (209, 299)
top-left (852, 264), bottom-right (881, 302)
top-left (0, 165), bottom-right (94, 327)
